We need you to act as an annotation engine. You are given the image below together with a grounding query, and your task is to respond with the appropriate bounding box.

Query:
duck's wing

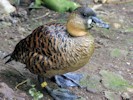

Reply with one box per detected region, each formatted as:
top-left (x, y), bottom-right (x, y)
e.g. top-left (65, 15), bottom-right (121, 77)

top-left (25, 23), bottom-right (69, 73)
top-left (4, 25), bottom-right (45, 64)
top-left (4, 23), bottom-right (69, 75)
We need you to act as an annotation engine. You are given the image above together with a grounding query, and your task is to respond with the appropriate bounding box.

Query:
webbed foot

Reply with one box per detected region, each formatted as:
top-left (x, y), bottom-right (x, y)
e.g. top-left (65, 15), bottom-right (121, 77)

top-left (55, 72), bottom-right (83, 88)
top-left (38, 76), bottom-right (78, 100)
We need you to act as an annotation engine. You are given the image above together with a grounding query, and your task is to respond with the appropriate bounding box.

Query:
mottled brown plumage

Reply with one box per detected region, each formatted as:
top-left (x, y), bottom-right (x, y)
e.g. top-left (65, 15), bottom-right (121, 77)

top-left (5, 7), bottom-right (109, 78)
top-left (7, 22), bottom-right (94, 77)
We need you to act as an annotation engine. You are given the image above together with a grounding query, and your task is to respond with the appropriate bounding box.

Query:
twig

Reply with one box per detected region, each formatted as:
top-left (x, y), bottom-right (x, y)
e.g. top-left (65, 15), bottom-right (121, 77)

top-left (32, 12), bottom-right (49, 20)
top-left (15, 79), bottom-right (28, 89)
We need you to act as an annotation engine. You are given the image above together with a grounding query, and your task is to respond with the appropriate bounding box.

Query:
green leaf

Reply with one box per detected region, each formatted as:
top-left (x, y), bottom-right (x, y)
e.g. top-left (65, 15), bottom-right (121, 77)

top-left (29, 85), bottom-right (43, 100)
top-left (42, 0), bottom-right (80, 13)
top-left (29, 88), bottom-right (36, 96)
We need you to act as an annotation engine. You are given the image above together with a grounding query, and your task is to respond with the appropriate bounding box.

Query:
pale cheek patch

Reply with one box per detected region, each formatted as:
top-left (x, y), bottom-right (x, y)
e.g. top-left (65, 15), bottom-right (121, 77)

top-left (87, 19), bottom-right (92, 28)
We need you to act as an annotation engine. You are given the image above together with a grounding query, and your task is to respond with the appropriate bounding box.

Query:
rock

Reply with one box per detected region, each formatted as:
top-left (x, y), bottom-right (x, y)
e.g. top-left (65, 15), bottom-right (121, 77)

top-left (0, 82), bottom-right (29, 100)
top-left (127, 87), bottom-right (133, 93)
top-left (80, 74), bottom-right (103, 93)
top-left (113, 23), bottom-right (121, 29)
top-left (104, 91), bottom-right (121, 100)
top-left (0, 0), bottom-right (16, 14)
top-left (121, 92), bottom-right (130, 100)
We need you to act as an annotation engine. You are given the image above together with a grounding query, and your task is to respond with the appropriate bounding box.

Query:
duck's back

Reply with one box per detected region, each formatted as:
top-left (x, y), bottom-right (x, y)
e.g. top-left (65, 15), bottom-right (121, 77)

top-left (10, 23), bottom-right (94, 77)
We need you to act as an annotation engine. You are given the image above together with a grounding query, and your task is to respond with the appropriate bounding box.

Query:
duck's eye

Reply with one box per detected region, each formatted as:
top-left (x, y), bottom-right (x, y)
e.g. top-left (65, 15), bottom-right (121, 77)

top-left (82, 13), bottom-right (88, 18)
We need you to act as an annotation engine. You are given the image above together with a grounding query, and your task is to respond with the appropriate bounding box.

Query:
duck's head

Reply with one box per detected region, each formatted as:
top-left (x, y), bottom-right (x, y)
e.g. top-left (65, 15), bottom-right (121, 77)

top-left (67, 7), bottom-right (109, 36)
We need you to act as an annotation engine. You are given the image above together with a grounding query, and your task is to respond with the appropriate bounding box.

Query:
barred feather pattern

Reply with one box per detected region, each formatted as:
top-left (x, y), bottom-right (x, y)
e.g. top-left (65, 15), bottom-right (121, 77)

top-left (8, 23), bottom-right (94, 77)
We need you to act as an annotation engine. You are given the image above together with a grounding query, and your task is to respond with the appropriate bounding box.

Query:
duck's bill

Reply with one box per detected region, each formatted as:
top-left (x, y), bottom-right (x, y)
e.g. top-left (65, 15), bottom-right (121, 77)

top-left (87, 16), bottom-right (110, 29)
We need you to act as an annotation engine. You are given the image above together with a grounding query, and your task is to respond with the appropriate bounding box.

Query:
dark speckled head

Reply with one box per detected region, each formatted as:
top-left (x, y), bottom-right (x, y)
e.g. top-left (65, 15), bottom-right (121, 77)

top-left (75, 7), bottom-right (96, 18)
top-left (67, 7), bottom-right (109, 36)
top-left (76, 7), bottom-right (109, 29)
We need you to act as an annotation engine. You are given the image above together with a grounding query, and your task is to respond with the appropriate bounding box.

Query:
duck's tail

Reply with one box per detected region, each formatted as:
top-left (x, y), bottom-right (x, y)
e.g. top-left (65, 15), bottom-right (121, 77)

top-left (3, 53), bottom-right (13, 64)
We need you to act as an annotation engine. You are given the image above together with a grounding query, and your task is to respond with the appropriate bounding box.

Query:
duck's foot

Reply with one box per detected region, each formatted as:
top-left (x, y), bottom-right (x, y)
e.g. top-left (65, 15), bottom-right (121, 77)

top-left (54, 72), bottom-right (83, 88)
top-left (38, 76), bottom-right (78, 100)
top-left (45, 86), bottom-right (77, 100)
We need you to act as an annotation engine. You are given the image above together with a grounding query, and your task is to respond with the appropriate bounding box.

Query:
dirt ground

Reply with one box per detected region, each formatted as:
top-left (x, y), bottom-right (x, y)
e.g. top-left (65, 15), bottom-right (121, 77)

top-left (0, 0), bottom-right (133, 100)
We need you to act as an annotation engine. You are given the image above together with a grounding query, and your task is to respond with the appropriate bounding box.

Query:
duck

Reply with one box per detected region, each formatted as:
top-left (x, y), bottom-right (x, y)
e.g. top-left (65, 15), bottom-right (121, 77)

top-left (4, 7), bottom-right (109, 100)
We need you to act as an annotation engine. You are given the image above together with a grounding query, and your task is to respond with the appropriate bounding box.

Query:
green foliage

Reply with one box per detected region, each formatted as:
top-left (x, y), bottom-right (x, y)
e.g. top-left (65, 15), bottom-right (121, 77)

top-left (32, 0), bottom-right (80, 13)
top-left (35, 0), bottom-right (42, 6)
top-left (29, 85), bottom-right (43, 100)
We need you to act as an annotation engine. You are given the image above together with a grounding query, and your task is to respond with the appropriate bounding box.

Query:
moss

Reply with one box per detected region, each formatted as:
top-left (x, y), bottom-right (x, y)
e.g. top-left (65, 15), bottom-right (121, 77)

top-left (100, 70), bottom-right (132, 92)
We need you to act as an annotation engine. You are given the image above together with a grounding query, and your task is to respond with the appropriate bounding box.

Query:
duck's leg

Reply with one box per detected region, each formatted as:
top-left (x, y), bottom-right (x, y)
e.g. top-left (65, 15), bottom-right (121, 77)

top-left (38, 75), bottom-right (78, 100)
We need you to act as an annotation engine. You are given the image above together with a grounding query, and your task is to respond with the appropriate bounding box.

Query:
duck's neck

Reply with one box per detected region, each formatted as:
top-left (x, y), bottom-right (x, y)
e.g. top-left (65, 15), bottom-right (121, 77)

top-left (66, 14), bottom-right (89, 37)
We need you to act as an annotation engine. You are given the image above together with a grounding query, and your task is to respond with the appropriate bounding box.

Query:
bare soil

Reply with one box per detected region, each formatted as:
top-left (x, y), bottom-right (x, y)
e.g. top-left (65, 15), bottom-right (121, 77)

top-left (0, 0), bottom-right (133, 100)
